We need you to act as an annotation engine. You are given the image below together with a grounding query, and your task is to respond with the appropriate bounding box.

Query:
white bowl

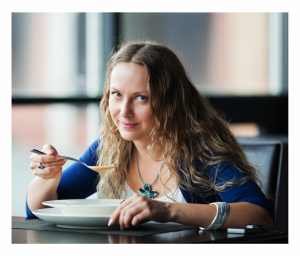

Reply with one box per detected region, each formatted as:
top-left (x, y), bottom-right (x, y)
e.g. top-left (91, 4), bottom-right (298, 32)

top-left (42, 199), bottom-right (123, 216)
top-left (33, 208), bottom-right (120, 229)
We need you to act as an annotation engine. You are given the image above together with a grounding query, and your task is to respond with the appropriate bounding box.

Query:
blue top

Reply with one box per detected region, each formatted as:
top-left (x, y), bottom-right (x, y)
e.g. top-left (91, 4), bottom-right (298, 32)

top-left (26, 139), bottom-right (273, 220)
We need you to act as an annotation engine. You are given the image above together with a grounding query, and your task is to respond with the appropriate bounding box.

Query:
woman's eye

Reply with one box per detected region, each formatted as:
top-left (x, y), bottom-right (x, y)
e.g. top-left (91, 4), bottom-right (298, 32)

top-left (112, 92), bottom-right (122, 98)
top-left (137, 95), bottom-right (148, 102)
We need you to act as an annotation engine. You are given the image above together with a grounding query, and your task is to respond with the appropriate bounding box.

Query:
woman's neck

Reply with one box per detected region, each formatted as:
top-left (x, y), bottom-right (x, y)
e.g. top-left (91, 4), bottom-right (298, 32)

top-left (133, 140), bottom-right (163, 163)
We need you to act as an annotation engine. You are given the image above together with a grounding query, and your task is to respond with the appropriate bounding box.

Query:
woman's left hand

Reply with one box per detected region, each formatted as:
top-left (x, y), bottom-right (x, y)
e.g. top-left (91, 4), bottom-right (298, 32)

top-left (108, 194), bottom-right (173, 230)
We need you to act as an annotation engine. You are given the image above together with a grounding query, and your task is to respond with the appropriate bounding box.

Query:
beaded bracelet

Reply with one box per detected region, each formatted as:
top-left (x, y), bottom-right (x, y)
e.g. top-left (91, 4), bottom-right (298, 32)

top-left (199, 202), bottom-right (230, 231)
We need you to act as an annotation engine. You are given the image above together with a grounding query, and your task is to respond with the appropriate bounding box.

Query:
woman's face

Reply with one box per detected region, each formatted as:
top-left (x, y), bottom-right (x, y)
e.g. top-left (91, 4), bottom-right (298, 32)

top-left (109, 62), bottom-right (155, 144)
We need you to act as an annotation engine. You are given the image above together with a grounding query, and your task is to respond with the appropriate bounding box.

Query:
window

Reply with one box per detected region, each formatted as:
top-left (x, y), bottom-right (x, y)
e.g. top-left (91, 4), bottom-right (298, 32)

top-left (120, 12), bottom-right (287, 96)
top-left (12, 13), bottom-right (105, 216)
top-left (12, 13), bottom-right (104, 98)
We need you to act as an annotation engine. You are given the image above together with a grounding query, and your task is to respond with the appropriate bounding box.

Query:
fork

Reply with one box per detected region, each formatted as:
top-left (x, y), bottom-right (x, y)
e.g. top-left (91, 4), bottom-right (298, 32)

top-left (30, 149), bottom-right (117, 173)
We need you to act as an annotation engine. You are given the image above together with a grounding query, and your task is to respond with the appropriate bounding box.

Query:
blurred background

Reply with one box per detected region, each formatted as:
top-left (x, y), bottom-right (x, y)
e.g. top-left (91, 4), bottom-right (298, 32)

top-left (12, 12), bottom-right (288, 217)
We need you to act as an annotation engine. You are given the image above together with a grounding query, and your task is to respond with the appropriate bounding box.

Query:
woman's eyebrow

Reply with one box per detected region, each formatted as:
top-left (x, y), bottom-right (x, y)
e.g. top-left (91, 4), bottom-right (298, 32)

top-left (110, 87), bottom-right (148, 95)
top-left (133, 91), bottom-right (149, 95)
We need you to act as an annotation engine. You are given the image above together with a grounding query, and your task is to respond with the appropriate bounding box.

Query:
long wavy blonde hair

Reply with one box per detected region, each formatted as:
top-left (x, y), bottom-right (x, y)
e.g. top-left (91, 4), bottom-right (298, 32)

top-left (96, 41), bottom-right (261, 200)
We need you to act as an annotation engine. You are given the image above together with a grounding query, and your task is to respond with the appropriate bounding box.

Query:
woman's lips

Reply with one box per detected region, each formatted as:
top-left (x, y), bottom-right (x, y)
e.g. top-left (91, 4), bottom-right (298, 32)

top-left (120, 122), bottom-right (138, 129)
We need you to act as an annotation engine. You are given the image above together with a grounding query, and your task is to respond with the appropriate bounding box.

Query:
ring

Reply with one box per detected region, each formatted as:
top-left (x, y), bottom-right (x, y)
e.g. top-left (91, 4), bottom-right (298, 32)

top-left (37, 163), bottom-right (44, 170)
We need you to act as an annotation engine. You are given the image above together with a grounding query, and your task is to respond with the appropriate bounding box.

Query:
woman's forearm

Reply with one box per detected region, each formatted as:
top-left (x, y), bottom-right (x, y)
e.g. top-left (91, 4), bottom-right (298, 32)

top-left (169, 202), bottom-right (273, 231)
top-left (27, 169), bottom-right (62, 212)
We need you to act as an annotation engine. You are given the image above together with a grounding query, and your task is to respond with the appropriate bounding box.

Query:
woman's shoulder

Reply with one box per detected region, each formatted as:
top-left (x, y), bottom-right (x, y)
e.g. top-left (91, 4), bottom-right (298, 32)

top-left (79, 138), bottom-right (100, 164)
top-left (89, 138), bottom-right (101, 151)
top-left (192, 156), bottom-right (245, 182)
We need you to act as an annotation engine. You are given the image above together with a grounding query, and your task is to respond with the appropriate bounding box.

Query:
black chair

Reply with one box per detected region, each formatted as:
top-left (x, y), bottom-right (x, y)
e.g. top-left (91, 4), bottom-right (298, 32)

top-left (238, 138), bottom-right (283, 231)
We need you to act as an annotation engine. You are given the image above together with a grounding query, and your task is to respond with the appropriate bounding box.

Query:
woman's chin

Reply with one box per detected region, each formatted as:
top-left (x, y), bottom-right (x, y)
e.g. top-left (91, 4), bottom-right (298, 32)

top-left (119, 131), bottom-right (138, 141)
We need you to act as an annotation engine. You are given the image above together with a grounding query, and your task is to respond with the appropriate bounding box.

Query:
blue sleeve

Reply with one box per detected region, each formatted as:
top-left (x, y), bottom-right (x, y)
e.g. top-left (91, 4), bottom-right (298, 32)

top-left (207, 163), bottom-right (274, 220)
top-left (26, 193), bottom-right (37, 218)
top-left (26, 139), bottom-right (100, 217)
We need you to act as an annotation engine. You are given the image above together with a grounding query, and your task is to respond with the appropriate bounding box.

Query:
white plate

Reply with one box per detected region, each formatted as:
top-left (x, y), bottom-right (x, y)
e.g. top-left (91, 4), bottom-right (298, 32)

top-left (33, 208), bottom-right (119, 229)
top-left (42, 199), bottom-right (123, 216)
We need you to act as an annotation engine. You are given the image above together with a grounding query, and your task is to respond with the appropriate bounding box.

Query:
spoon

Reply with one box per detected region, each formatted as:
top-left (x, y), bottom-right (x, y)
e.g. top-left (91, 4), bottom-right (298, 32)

top-left (30, 149), bottom-right (117, 173)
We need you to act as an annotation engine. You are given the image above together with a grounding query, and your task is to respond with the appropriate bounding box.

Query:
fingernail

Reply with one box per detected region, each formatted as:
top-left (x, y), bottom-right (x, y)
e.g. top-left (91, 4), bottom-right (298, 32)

top-left (56, 155), bottom-right (62, 159)
top-left (47, 150), bottom-right (54, 154)
top-left (120, 225), bottom-right (124, 231)
top-left (108, 218), bottom-right (113, 226)
top-left (125, 224), bottom-right (129, 229)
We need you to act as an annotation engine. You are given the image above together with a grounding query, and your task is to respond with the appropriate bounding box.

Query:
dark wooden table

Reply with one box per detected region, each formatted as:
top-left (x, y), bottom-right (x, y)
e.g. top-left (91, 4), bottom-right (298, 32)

top-left (12, 217), bottom-right (288, 244)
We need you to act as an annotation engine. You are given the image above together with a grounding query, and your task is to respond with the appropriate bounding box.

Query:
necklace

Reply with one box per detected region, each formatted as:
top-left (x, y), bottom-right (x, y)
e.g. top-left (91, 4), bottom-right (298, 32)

top-left (134, 147), bottom-right (164, 199)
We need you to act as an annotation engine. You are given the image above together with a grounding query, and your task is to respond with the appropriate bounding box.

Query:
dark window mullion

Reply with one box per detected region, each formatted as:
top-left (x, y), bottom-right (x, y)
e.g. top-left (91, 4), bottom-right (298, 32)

top-left (12, 97), bottom-right (101, 105)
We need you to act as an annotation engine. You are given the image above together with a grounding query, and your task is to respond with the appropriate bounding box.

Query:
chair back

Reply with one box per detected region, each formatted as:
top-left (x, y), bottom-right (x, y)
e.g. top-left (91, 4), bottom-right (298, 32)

top-left (238, 139), bottom-right (283, 230)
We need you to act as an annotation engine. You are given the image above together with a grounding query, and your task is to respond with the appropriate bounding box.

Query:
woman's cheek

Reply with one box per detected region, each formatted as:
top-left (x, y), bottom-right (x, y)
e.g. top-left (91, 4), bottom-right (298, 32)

top-left (109, 101), bottom-right (118, 122)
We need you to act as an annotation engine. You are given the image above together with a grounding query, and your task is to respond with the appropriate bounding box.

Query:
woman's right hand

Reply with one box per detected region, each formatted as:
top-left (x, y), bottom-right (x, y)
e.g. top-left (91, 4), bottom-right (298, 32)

top-left (29, 144), bottom-right (67, 179)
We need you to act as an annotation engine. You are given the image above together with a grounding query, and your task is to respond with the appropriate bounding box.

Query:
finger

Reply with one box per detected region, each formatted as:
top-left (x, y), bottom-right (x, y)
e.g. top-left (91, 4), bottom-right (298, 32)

top-left (42, 144), bottom-right (64, 160)
top-left (32, 161), bottom-right (66, 178)
top-left (29, 157), bottom-right (66, 170)
top-left (119, 195), bottom-right (144, 229)
top-left (122, 205), bottom-right (145, 228)
top-left (130, 209), bottom-right (151, 226)
top-left (108, 198), bottom-right (132, 227)
top-left (119, 206), bottom-right (126, 230)
top-left (121, 196), bottom-right (151, 228)
top-left (33, 161), bottom-right (65, 175)
top-left (42, 144), bottom-right (58, 155)
top-left (36, 159), bottom-right (67, 169)
top-left (30, 152), bottom-right (62, 163)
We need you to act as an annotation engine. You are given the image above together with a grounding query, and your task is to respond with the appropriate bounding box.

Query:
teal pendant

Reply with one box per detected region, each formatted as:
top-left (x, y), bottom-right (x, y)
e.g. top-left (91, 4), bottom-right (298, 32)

top-left (139, 183), bottom-right (158, 199)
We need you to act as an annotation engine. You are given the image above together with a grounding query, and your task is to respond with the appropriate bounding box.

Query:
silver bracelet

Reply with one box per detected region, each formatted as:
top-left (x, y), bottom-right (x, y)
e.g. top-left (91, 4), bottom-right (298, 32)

top-left (199, 202), bottom-right (229, 231)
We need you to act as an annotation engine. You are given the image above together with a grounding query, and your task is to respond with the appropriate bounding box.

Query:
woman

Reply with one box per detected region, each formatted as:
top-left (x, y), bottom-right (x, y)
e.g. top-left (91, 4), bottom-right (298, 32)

top-left (27, 41), bottom-right (273, 231)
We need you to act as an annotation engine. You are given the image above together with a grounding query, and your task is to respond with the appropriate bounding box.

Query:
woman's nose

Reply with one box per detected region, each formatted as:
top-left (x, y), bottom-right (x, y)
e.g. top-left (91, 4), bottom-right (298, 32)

top-left (120, 100), bottom-right (133, 117)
